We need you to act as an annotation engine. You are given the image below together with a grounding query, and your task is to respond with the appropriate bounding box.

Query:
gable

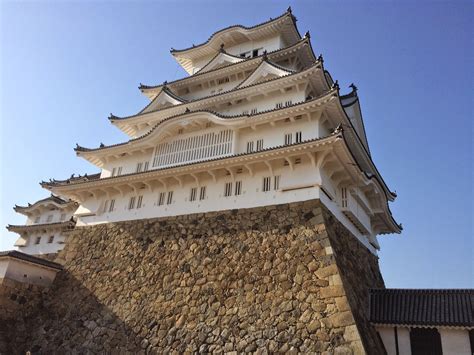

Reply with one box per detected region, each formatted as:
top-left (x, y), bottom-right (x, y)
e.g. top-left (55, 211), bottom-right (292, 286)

top-left (198, 52), bottom-right (245, 74)
top-left (237, 60), bottom-right (293, 88)
top-left (141, 88), bottom-right (186, 114)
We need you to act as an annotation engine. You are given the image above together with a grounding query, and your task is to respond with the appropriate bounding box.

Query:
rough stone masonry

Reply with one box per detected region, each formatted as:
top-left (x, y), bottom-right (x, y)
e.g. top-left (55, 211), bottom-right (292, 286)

top-left (1, 200), bottom-right (386, 354)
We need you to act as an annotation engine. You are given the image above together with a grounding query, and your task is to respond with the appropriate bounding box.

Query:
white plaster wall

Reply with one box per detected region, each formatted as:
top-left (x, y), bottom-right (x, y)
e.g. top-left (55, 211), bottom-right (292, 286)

top-left (0, 258), bottom-right (58, 287)
top-left (377, 327), bottom-right (397, 355)
top-left (26, 208), bottom-right (73, 225)
top-left (376, 326), bottom-right (412, 355)
top-left (101, 151), bottom-right (153, 178)
top-left (78, 159), bottom-right (377, 254)
top-left (18, 230), bottom-right (67, 255)
top-left (397, 327), bottom-right (411, 355)
top-left (192, 35), bottom-right (282, 72)
top-left (440, 329), bottom-right (471, 355)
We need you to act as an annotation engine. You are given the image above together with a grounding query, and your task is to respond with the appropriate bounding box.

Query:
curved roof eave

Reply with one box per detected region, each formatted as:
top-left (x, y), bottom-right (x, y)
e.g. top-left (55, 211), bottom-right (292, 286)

top-left (139, 36), bottom-right (314, 94)
top-left (170, 9), bottom-right (299, 56)
top-left (13, 195), bottom-right (75, 214)
top-left (111, 61), bottom-right (322, 124)
top-left (76, 89), bottom-right (337, 156)
top-left (45, 132), bottom-right (343, 189)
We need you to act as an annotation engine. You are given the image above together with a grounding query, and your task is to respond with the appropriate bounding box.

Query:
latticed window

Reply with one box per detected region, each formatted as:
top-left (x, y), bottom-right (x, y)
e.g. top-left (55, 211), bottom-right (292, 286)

top-left (48, 236), bottom-right (54, 243)
top-left (117, 167), bottom-right (122, 176)
top-left (250, 108), bottom-right (258, 114)
top-left (246, 141), bottom-right (254, 153)
top-left (153, 130), bottom-right (233, 168)
top-left (136, 162), bottom-right (143, 173)
top-left (285, 100), bottom-right (293, 107)
top-left (235, 181), bottom-right (242, 196)
top-left (284, 133), bottom-right (292, 145)
top-left (166, 191), bottom-right (173, 205)
top-left (35, 237), bottom-right (41, 244)
top-left (199, 186), bottom-right (206, 200)
top-left (128, 196), bottom-right (136, 210)
top-left (109, 199), bottom-right (115, 212)
top-left (295, 131), bottom-right (302, 143)
top-left (137, 196), bottom-right (143, 209)
top-left (190, 188), bottom-right (197, 202)
top-left (158, 192), bottom-right (165, 206)
top-left (224, 182), bottom-right (233, 197)
top-left (274, 176), bottom-right (280, 190)
top-left (256, 139), bottom-right (264, 151)
top-left (263, 177), bottom-right (271, 192)
top-left (144, 162), bottom-right (149, 172)
top-left (276, 102), bottom-right (283, 109)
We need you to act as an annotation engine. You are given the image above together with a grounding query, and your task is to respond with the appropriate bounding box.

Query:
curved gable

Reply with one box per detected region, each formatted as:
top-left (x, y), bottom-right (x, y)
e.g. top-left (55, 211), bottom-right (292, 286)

top-left (236, 60), bottom-right (293, 88)
top-left (197, 52), bottom-right (246, 74)
top-left (140, 88), bottom-right (186, 114)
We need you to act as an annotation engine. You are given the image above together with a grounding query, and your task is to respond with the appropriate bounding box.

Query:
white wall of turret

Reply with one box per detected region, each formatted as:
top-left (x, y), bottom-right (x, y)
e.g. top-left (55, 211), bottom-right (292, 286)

top-left (16, 230), bottom-right (67, 255)
top-left (192, 35), bottom-right (284, 74)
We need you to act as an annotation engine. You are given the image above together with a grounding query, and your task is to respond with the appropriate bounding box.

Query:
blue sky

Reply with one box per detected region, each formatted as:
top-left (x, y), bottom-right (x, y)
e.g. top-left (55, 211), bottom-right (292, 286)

top-left (1, 1), bottom-right (472, 288)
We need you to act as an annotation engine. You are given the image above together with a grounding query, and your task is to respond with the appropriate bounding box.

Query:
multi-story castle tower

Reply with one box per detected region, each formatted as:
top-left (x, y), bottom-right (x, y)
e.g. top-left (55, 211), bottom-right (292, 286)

top-left (40, 7), bottom-right (400, 255)
top-left (7, 195), bottom-right (77, 255)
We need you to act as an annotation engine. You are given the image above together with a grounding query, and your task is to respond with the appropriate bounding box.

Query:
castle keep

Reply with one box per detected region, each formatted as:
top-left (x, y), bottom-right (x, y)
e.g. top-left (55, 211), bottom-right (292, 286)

top-left (18, 8), bottom-right (474, 354)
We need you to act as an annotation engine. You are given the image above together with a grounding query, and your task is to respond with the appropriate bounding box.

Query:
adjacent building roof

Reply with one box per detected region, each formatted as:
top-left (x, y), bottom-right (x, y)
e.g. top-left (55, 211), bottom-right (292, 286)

top-left (14, 194), bottom-right (76, 213)
top-left (369, 288), bottom-right (474, 328)
top-left (0, 250), bottom-right (63, 270)
top-left (6, 220), bottom-right (76, 233)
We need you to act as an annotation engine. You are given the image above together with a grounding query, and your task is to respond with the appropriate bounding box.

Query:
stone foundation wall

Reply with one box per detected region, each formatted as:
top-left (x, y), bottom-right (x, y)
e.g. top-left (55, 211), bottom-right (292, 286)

top-left (1, 200), bottom-right (385, 354)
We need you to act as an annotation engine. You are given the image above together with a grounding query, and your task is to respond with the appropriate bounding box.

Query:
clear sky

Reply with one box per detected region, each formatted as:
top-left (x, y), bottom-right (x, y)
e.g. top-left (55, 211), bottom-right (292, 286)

top-left (1, 1), bottom-right (472, 288)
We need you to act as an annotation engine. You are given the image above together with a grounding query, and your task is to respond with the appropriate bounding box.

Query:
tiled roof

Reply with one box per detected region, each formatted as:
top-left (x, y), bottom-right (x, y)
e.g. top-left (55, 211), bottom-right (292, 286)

top-left (369, 289), bottom-right (474, 328)
top-left (6, 220), bottom-right (76, 233)
top-left (14, 194), bottom-right (74, 211)
top-left (46, 132), bottom-right (342, 188)
top-left (170, 8), bottom-right (299, 54)
top-left (41, 172), bottom-right (101, 186)
top-left (139, 36), bottom-right (314, 92)
top-left (0, 250), bottom-right (63, 270)
top-left (111, 60), bottom-right (322, 121)
top-left (76, 89), bottom-right (336, 153)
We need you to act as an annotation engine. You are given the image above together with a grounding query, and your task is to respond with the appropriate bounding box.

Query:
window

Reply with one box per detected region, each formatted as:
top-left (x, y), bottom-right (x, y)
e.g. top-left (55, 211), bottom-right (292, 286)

top-left (46, 215), bottom-right (53, 223)
top-left (60, 213), bottom-right (66, 221)
top-left (274, 175), bottom-right (280, 190)
top-left (109, 199), bottom-right (115, 212)
top-left (166, 191), bottom-right (173, 205)
top-left (410, 328), bottom-right (442, 355)
top-left (295, 158), bottom-right (301, 164)
top-left (276, 102), bottom-right (283, 109)
top-left (250, 108), bottom-right (258, 115)
top-left (35, 237), bottom-right (41, 244)
top-left (137, 195), bottom-right (143, 209)
top-left (48, 236), bottom-right (54, 243)
top-left (178, 128), bottom-right (184, 134)
top-left (285, 100), bottom-right (293, 107)
top-left (242, 110), bottom-right (249, 115)
top-left (144, 161), bottom-right (149, 172)
top-left (117, 167), bottom-right (122, 176)
top-left (190, 187), bottom-right (197, 202)
top-left (158, 192), bottom-right (165, 206)
top-left (199, 186), bottom-right (206, 200)
top-left (34, 216), bottom-right (40, 224)
top-left (263, 177), bottom-right (271, 192)
top-left (341, 188), bottom-right (348, 208)
top-left (252, 49), bottom-right (259, 57)
top-left (224, 182), bottom-right (233, 197)
top-left (217, 77), bottom-right (229, 85)
top-left (128, 196), bottom-right (136, 210)
top-left (111, 168), bottom-right (116, 177)
top-left (136, 162), bottom-right (143, 173)
top-left (235, 181), bottom-right (242, 196)
top-left (256, 139), bottom-right (264, 151)
top-left (246, 141), bottom-right (254, 153)
top-left (284, 133), bottom-right (292, 145)
top-left (295, 131), bottom-right (302, 143)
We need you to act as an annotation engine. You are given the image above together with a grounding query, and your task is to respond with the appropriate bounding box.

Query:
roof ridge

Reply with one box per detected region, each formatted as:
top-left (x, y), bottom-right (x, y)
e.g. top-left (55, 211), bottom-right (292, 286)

top-left (113, 60), bottom-right (321, 121)
top-left (139, 37), bottom-right (313, 92)
top-left (78, 89), bottom-right (336, 153)
top-left (46, 132), bottom-right (342, 188)
top-left (170, 9), bottom-right (297, 54)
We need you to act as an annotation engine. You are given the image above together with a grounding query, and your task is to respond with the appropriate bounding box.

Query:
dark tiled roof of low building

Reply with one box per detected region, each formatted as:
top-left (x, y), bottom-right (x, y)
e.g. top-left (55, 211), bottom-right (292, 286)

top-left (0, 250), bottom-right (63, 270)
top-left (369, 288), bottom-right (474, 328)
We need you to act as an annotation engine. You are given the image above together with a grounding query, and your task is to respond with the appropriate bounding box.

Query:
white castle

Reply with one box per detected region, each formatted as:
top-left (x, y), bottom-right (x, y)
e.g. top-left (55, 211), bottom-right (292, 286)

top-left (10, 8), bottom-right (400, 255)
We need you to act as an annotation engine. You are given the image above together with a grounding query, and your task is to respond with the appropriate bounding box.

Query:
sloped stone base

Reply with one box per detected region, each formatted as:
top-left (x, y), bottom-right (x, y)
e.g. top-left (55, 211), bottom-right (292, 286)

top-left (1, 200), bottom-right (385, 354)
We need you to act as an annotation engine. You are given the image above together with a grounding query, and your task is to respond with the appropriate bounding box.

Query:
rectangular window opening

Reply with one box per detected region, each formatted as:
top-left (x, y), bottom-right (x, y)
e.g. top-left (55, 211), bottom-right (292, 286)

top-left (137, 195), bottom-right (143, 209)
top-left (158, 192), bottom-right (165, 206)
top-left (224, 182), bottom-right (233, 197)
top-left (199, 186), bottom-right (206, 201)
top-left (235, 181), bottom-right (242, 196)
top-left (128, 196), bottom-right (136, 210)
top-left (166, 191), bottom-right (173, 205)
top-left (190, 187), bottom-right (197, 202)
top-left (263, 176), bottom-right (271, 192)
